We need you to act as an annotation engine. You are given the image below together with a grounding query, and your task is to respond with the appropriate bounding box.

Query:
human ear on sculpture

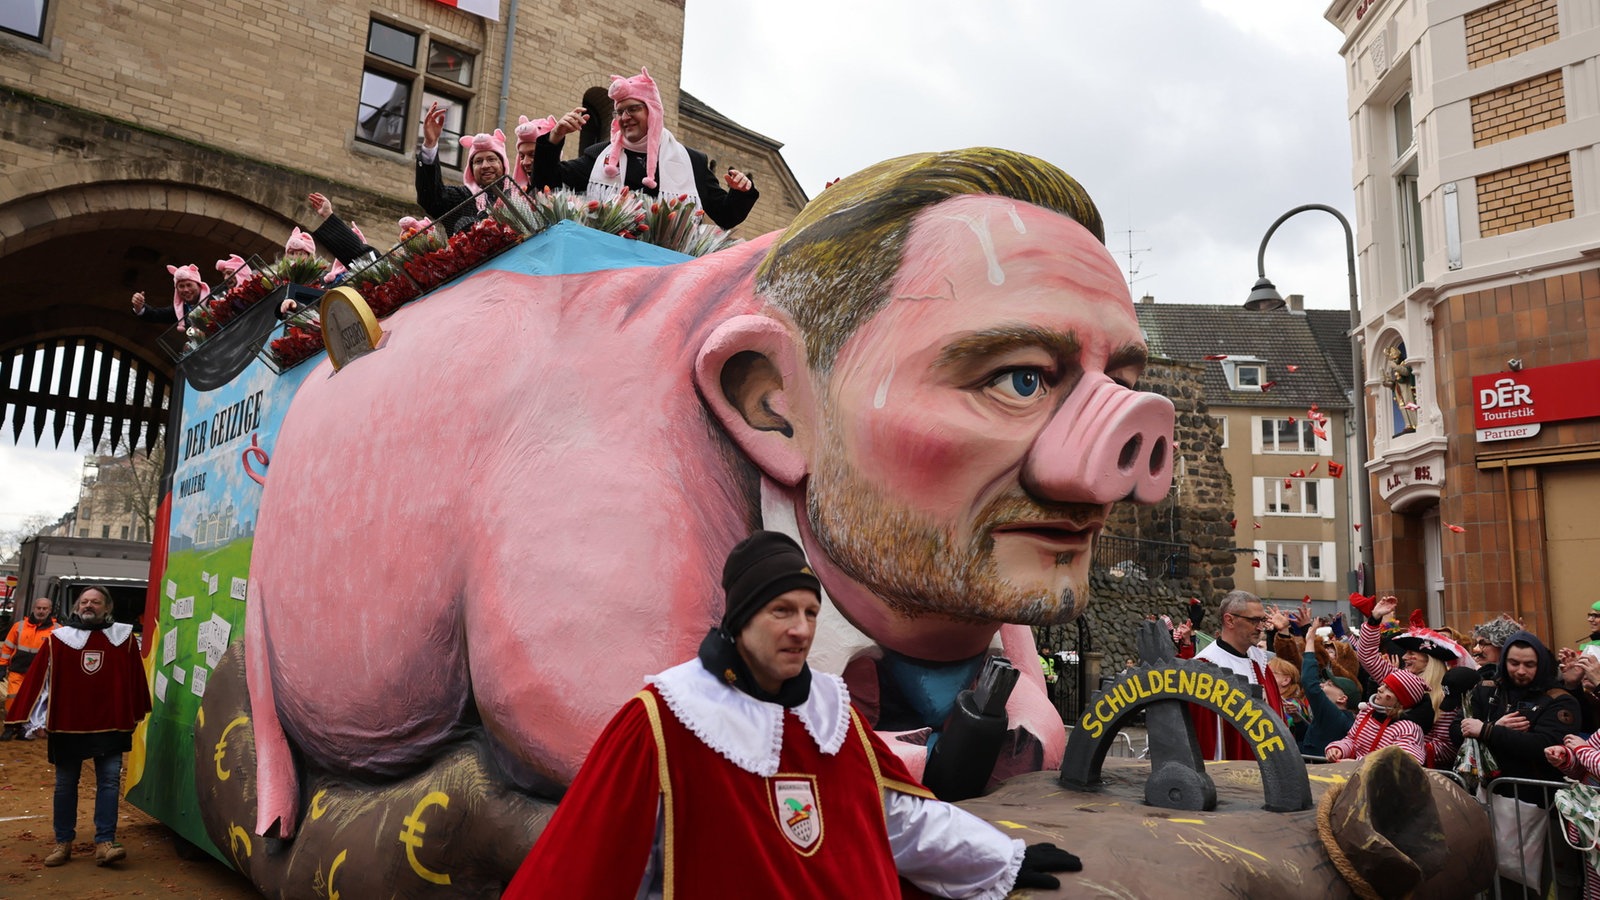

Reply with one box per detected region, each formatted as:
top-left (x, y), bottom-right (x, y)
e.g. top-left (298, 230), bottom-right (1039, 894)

top-left (694, 314), bottom-right (815, 488)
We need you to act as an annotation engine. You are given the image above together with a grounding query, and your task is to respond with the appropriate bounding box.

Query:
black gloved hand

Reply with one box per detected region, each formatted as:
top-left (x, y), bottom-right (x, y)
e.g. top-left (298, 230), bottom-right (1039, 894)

top-left (1014, 842), bottom-right (1083, 889)
top-left (1440, 666), bottom-right (1480, 712)
top-left (1187, 598), bottom-right (1205, 630)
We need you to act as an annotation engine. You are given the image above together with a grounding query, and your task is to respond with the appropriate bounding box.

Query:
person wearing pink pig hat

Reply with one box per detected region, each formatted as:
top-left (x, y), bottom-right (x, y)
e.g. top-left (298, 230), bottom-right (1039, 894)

top-left (530, 66), bottom-right (759, 230)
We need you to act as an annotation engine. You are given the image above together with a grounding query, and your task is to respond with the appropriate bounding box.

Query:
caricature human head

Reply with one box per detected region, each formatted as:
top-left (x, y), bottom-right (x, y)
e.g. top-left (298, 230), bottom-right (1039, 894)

top-left (697, 149), bottom-right (1174, 633)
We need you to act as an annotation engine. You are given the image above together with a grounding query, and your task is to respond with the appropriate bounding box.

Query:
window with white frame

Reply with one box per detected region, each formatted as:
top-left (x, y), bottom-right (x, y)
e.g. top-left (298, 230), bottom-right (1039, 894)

top-left (1217, 416), bottom-right (1230, 449)
top-left (1392, 90), bottom-right (1425, 291)
top-left (1253, 416), bottom-right (1329, 454)
top-left (356, 19), bottom-right (477, 166)
top-left (1254, 478), bottom-right (1335, 518)
top-left (1257, 541), bottom-right (1337, 581)
top-left (1222, 358), bottom-right (1266, 391)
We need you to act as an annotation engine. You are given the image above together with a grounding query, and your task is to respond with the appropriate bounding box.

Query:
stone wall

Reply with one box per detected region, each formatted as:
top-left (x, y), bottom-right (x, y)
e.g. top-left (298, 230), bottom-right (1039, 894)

top-left (0, 0), bottom-right (685, 206)
top-left (1038, 358), bottom-right (1236, 675)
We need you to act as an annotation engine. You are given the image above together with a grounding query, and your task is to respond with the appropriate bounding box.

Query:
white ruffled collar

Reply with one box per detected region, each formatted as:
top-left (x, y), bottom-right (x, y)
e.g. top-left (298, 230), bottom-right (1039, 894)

top-left (52, 622), bottom-right (133, 650)
top-left (647, 659), bottom-right (852, 776)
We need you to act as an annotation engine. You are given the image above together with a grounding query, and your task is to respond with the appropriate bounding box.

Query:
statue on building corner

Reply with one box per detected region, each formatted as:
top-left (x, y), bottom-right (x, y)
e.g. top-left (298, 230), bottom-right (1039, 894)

top-left (1382, 345), bottom-right (1419, 434)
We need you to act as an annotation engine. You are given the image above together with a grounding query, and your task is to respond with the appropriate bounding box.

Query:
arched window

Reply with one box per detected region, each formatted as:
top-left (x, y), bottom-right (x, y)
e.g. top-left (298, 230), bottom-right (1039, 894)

top-left (579, 87), bottom-right (612, 150)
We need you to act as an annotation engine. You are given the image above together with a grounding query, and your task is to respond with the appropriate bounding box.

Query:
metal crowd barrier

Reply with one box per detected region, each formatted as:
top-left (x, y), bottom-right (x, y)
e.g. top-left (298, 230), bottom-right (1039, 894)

top-left (1480, 775), bottom-right (1581, 900)
top-left (1101, 731), bottom-right (1144, 760)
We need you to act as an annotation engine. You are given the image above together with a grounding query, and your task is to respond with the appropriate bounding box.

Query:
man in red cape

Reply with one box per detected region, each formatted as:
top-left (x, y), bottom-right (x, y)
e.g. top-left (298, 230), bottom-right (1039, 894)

top-left (1179, 591), bottom-right (1285, 760)
top-left (6, 585), bottom-right (151, 867)
top-left (504, 531), bottom-right (1081, 898)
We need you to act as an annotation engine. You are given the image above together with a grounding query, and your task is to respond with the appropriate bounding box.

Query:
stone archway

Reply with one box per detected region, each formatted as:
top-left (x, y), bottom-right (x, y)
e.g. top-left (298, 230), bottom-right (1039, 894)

top-left (0, 180), bottom-right (292, 451)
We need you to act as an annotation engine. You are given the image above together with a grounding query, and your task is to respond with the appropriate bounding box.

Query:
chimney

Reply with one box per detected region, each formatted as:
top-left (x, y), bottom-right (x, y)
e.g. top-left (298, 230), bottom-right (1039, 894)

top-left (1140, 293), bottom-right (1156, 304)
top-left (1287, 293), bottom-right (1305, 313)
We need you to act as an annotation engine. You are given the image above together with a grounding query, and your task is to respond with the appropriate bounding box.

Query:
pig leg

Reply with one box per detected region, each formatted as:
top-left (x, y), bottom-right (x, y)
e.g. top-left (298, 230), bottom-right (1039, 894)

top-left (245, 581), bottom-right (299, 838)
top-left (1000, 623), bottom-right (1067, 770)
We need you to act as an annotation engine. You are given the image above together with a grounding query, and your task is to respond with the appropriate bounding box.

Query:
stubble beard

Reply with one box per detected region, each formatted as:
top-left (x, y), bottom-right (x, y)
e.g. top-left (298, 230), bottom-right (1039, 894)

top-left (804, 427), bottom-right (1091, 626)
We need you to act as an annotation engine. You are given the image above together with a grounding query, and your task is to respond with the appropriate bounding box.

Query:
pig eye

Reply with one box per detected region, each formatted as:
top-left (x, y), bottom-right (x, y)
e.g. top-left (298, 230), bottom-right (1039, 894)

top-left (987, 368), bottom-right (1047, 399)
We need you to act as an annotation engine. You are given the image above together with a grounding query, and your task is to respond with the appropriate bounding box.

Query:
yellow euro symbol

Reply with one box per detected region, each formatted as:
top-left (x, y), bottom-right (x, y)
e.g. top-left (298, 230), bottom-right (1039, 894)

top-left (228, 823), bottom-right (252, 870)
top-left (309, 788), bottom-right (330, 821)
top-left (327, 848), bottom-right (348, 900)
top-left (398, 791), bottom-right (452, 885)
top-left (215, 716), bottom-right (249, 781)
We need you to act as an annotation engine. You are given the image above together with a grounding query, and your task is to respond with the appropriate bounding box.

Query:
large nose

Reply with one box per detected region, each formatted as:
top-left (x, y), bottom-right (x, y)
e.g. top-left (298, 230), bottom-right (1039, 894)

top-left (1023, 373), bottom-right (1175, 505)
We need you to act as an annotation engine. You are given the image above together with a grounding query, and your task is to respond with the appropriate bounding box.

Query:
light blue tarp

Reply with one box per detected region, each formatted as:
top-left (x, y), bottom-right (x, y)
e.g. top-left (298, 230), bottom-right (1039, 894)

top-left (475, 220), bottom-right (693, 279)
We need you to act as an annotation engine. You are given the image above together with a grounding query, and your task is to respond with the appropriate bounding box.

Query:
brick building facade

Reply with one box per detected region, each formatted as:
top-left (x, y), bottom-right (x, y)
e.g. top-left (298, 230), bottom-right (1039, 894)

top-left (1325, 0), bottom-right (1599, 643)
top-left (0, 0), bottom-right (807, 449)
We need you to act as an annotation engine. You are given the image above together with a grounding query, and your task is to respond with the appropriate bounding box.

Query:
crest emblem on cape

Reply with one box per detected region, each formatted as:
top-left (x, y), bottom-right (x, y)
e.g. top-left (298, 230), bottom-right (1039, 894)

top-left (770, 777), bottom-right (822, 853)
top-left (82, 650), bottom-right (104, 674)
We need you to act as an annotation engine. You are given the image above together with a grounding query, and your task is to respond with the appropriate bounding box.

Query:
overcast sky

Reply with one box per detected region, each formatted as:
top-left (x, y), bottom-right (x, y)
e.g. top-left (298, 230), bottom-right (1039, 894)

top-left (1, 0), bottom-right (1358, 536)
top-left (682, 0), bottom-right (1358, 308)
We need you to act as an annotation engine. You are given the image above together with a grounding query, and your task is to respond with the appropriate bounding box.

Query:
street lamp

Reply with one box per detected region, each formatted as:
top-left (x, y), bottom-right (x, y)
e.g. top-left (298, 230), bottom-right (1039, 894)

top-left (1246, 204), bottom-right (1372, 595)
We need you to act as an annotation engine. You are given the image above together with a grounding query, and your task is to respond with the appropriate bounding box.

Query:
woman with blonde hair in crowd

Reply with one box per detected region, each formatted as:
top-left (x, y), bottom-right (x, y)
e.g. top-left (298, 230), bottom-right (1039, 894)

top-left (1351, 594), bottom-right (1475, 768)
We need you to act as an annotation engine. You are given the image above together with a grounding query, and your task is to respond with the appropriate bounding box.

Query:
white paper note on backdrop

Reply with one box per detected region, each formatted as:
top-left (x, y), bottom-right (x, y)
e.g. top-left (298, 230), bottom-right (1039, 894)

top-left (154, 671), bottom-right (169, 703)
top-left (208, 574), bottom-right (220, 596)
top-left (200, 571), bottom-right (211, 590)
top-left (166, 580), bottom-right (177, 600)
top-left (204, 638), bottom-right (224, 669)
top-left (173, 666), bottom-right (186, 685)
top-left (209, 614), bottom-right (232, 650)
top-left (173, 596), bottom-right (195, 619)
top-left (162, 629), bottom-right (177, 666)
top-left (196, 620), bottom-right (213, 656)
top-left (191, 666), bottom-right (207, 697)
top-left (230, 577), bottom-right (248, 601)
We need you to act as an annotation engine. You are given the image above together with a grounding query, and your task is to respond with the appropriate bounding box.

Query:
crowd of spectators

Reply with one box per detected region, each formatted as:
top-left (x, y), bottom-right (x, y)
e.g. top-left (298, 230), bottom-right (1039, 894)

top-left (1155, 590), bottom-right (1600, 897)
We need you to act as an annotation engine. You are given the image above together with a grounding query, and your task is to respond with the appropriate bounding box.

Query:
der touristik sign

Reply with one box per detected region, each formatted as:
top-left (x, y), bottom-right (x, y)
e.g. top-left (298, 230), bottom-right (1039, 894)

top-left (1473, 358), bottom-right (1600, 442)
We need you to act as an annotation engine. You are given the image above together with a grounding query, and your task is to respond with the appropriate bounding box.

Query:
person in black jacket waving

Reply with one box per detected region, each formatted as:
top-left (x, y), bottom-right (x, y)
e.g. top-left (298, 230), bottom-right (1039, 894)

top-left (531, 67), bottom-right (759, 231)
top-left (415, 102), bottom-right (510, 234)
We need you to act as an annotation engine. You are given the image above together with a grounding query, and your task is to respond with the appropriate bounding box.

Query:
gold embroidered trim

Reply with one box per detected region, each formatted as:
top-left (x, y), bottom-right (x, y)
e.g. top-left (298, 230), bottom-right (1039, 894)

top-left (638, 691), bottom-right (674, 899)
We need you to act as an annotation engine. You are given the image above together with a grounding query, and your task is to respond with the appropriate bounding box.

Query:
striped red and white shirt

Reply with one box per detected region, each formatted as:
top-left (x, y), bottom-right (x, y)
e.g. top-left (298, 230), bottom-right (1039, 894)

top-left (1325, 707), bottom-right (1426, 763)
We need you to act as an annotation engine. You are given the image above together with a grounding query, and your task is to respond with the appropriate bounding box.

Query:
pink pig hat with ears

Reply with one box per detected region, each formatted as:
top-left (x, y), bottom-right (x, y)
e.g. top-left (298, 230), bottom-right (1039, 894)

top-left (398, 216), bottom-right (432, 239)
top-left (604, 67), bottom-right (664, 188)
top-left (512, 115), bottom-right (557, 188)
top-left (166, 263), bottom-right (208, 319)
top-left (458, 129), bottom-right (509, 192)
top-left (284, 227), bottom-right (316, 256)
top-left (215, 254), bottom-right (253, 284)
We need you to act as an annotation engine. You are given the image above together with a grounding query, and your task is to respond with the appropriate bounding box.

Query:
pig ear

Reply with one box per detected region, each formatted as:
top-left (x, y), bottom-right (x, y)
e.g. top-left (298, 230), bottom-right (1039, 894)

top-left (694, 315), bottom-right (811, 487)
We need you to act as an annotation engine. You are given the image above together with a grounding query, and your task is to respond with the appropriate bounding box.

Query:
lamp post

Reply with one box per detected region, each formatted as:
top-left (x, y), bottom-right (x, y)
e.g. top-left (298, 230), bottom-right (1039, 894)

top-left (1245, 204), bottom-right (1372, 595)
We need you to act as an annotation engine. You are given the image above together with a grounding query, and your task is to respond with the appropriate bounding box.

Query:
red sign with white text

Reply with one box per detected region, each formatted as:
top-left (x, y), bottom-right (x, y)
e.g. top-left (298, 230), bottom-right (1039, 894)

top-left (1473, 359), bottom-right (1600, 432)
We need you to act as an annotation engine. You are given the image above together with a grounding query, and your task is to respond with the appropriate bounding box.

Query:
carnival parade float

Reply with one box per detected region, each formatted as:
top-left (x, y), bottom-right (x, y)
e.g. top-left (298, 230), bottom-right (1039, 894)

top-left (124, 150), bottom-right (1490, 898)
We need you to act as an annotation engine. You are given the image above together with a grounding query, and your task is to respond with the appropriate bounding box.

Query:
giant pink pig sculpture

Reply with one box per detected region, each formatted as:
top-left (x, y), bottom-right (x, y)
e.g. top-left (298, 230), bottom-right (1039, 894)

top-left (244, 148), bottom-right (1175, 841)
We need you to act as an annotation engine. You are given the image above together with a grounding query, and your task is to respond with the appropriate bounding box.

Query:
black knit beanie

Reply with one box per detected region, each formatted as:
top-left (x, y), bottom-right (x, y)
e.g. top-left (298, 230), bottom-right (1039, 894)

top-left (720, 531), bottom-right (822, 637)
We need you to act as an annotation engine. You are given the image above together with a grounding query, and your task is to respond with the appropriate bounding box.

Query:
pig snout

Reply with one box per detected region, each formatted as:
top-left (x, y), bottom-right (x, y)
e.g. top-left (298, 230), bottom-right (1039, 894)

top-left (1024, 373), bottom-right (1175, 505)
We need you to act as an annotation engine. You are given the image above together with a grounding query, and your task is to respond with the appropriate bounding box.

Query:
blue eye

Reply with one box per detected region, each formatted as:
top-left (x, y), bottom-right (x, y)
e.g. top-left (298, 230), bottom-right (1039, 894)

top-left (987, 368), bottom-right (1048, 401)
top-left (1010, 371), bottom-right (1042, 396)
